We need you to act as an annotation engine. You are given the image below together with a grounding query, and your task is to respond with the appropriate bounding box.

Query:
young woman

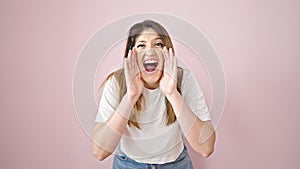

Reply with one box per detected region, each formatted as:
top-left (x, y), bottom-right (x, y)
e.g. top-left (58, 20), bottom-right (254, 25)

top-left (92, 20), bottom-right (215, 169)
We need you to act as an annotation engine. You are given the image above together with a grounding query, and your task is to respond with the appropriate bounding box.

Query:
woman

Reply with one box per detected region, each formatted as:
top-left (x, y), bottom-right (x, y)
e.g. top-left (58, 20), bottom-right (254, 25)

top-left (92, 19), bottom-right (215, 169)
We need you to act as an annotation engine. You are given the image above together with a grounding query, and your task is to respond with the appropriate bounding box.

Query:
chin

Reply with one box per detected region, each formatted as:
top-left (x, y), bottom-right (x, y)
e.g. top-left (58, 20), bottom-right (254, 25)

top-left (141, 69), bottom-right (162, 89)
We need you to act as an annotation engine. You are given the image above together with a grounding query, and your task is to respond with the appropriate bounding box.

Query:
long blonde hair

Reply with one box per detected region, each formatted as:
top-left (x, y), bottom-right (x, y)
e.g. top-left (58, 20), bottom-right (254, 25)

top-left (100, 20), bottom-right (182, 129)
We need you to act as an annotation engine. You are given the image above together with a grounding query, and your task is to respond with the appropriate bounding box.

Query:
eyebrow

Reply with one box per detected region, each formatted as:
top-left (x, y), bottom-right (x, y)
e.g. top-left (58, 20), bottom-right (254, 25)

top-left (136, 37), bottom-right (162, 43)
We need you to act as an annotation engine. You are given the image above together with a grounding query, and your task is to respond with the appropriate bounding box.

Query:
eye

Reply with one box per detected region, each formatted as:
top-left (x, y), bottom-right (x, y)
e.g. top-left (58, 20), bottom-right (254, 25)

top-left (154, 42), bottom-right (164, 47)
top-left (136, 44), bottom-right (145, 48)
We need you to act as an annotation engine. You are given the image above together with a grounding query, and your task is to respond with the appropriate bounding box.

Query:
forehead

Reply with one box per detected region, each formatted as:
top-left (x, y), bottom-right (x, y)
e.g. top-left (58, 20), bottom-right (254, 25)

top-left (135, 29), bottom-right (161, 41)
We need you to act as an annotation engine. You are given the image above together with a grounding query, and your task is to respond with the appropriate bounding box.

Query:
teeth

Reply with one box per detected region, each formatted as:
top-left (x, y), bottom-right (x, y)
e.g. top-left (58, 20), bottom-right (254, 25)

top-left (143, 59), bottom-right (158, 72)
top-left (144, 59), bottom-right (158, 64)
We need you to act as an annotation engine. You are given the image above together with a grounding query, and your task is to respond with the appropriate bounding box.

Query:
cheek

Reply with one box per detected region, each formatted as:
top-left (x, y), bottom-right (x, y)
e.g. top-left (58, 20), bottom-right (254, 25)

top-left (154, 49), bottom-right (164, 64)
top-left (136, 51), bottom-right (144, 68)
top-left (136, 50), bottom-right (146, 58)
top-left (137, 59), bottom-right (143, 70)
top-left (157, 53), bottom-right (164, 69)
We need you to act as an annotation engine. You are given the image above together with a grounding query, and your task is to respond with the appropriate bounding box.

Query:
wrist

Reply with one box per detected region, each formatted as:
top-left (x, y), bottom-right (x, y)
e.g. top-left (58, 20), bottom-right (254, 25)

top-left (117, 93), bottom-right (137, 119)
top-left (127, 93), bottom-right (141, 104)
top-left (165, 90), bottom-right (180, 102)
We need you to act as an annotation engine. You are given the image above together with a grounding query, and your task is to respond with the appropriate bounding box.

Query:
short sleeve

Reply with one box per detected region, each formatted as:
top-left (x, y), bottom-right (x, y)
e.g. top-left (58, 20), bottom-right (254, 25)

top-left (95, 76), bottom-right (119, 123)
top-left (181, 69), bottom-right (211, 121)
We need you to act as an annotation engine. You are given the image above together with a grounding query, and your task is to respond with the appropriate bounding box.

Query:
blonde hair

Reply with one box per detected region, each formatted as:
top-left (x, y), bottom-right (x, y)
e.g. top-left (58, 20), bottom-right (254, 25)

top-left (99, 20), bottom-right (182, 129)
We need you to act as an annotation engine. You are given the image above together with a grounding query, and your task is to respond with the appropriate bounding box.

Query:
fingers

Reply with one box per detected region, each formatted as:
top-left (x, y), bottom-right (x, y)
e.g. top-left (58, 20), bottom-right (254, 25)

top-left (124, 50), bottom-right (131, 80)
top-left (130, 48), bottom-right (135, 69)
top-left (126, 50), bottom-right (131, 69)
top-left (132, 48), bottom-right (139, 74)
top-left (124, 48), bottom-right (139, 81)
top-left (162, 47), bottom-right (169, 72)
top-left (162, 46), bottom-right (176, 73)
top-left (132, 48), bottom-right (142, 79)
top-left (169, 47), bottom-right (177, 73)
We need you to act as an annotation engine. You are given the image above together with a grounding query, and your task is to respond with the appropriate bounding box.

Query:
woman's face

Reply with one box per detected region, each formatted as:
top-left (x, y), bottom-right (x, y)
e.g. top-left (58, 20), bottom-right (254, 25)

top-left (134, 29), bottom-right (165, 89)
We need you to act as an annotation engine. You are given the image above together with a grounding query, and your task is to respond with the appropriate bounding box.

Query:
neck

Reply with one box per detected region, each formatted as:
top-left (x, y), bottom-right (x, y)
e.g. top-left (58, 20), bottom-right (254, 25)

top-left (143, 82), bottom-right (159, 90)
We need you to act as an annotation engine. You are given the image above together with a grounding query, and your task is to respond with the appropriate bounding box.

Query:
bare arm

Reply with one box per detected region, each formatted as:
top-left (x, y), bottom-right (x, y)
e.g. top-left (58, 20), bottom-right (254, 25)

top-left (92, 48), bottom-right (143, 161)
top-left (166, 91), bottom-right (216, 157)
top-left (92, 94), bottom-right (136, 161)
top-left (160, 47), bottom-right (215, 157)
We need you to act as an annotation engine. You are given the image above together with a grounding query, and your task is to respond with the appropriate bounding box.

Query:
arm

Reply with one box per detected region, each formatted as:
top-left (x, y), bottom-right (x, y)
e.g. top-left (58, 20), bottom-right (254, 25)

top-left (166, 91), bottom-right (216, 157)
top-left (160, 47), bottom-right (215, 157)
top-left (92, 48), bottom-right (143, 160)
top-left (92, 94), bottom-right (137, 161)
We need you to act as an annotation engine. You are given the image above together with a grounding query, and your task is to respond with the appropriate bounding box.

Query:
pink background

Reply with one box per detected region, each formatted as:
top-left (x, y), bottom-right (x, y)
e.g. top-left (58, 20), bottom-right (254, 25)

top-left (1, 0), bottom-right (300, 169)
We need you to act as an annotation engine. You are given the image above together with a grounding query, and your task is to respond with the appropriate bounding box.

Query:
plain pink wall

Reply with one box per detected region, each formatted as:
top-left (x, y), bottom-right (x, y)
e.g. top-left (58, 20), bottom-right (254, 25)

top-left (1, 0), bottom-right (300, 169)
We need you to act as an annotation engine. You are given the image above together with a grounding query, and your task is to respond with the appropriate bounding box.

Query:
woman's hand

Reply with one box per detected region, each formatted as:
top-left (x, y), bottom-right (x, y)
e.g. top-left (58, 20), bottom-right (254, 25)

top-left (159, 47), bottom-right (178, 96)
top-left (124, 48), bottom-right (144, 103)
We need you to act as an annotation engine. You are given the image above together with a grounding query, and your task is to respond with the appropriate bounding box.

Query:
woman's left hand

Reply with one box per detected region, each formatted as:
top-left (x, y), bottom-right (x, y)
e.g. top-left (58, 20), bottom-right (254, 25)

top-left (159, 47), bottom-right (178, 96)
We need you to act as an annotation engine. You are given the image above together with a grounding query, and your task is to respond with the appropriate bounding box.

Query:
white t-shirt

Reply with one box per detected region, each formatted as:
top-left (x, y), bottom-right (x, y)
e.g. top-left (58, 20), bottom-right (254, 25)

top-left (95, 69), bottom-right (211, 164)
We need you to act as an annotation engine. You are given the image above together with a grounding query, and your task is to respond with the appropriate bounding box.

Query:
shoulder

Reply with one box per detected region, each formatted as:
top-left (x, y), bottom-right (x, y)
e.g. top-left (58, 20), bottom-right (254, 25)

top-left (177, 67), bottom-right (192, 82)
top-left (180, 68), bottom-right (203, 95)
top-left (103, 69), bottom-right (124, 90)
top-left (181, 68), bottom-right (194, 83)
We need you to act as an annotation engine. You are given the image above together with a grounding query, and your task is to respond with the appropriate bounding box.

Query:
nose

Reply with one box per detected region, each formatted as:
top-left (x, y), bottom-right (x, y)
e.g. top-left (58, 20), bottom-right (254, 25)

top-left (144, 48), bottom-right (155, 56)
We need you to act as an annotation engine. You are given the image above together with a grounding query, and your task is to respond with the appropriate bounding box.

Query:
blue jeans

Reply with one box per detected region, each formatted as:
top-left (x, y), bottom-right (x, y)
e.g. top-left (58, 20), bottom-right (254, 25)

top-left (113, 146), bottom-right (193, 169)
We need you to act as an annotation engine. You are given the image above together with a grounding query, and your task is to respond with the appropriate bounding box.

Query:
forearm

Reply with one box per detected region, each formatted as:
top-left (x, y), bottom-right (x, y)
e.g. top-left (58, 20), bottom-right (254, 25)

top-left (92, 94), bottom-right (136, 155)
top-left (166, 91), bottom-right (216, 157)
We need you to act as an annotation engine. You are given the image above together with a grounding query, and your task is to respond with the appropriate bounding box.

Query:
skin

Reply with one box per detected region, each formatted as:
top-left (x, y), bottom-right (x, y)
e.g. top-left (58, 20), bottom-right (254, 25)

top-left (134, 29), bottom-right (164, 89)
top-left (92, 29), bottom-right (216, 161)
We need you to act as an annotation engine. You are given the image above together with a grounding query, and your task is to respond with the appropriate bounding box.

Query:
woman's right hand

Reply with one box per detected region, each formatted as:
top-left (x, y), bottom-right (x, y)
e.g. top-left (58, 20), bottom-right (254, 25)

top-left (124, 48), bottom-right (144, 103)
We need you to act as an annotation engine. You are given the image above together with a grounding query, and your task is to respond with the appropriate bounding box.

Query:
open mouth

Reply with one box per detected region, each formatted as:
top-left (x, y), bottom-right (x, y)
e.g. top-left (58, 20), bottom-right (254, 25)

top-left (143, 59), bottom-right (158, 73)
